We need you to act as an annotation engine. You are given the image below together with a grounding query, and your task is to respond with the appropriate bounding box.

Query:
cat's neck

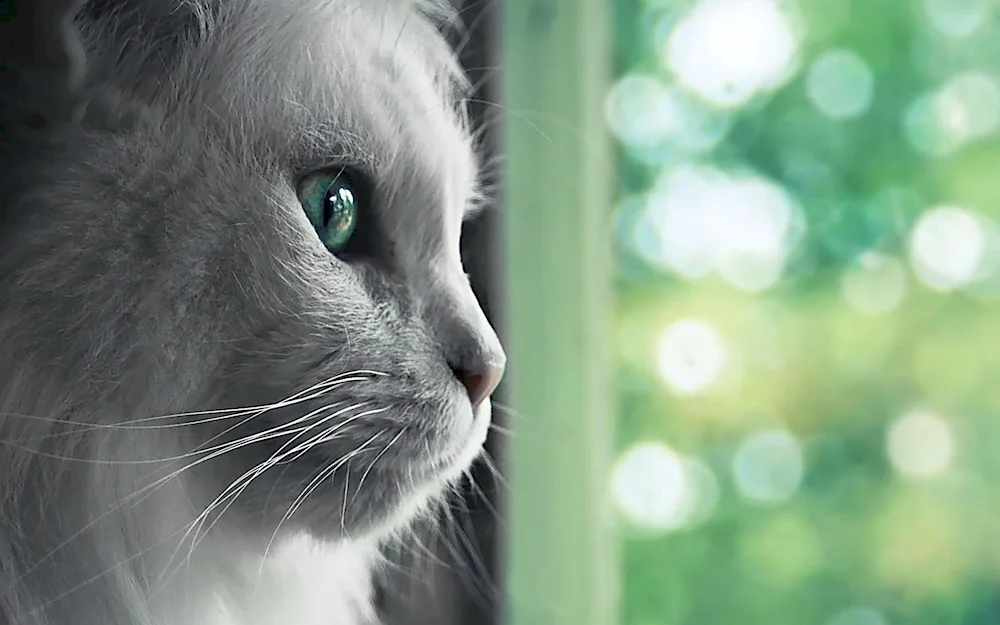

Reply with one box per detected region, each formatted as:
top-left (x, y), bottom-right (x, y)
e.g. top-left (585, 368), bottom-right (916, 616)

top-left (158, 532), bottom-right (379, 625)
top-left (110, 470), bottom-right (382, 625)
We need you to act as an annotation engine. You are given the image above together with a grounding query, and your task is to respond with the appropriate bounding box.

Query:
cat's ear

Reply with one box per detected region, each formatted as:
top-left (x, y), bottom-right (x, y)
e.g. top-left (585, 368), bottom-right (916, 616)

top-left (0, 0), bottom-right (90, 131)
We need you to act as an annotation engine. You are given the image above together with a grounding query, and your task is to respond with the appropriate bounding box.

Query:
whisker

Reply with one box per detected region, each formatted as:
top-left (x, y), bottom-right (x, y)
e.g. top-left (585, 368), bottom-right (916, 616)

top-left (465, 465), bottom-right (506, 529)
top-left (490, 400), bottom-right (520, 419)
top-left (187, 403), bottom-right (389, 562)
top-left (168, 372), bottom-right (385, 460)
top-left (252, 427), bottom-right (386, 590)
top-left (487, 422), bottom-right (514, 437)
top-left (477, 452), bottom-right (510, 493)
top-left (439, 490), bottom-right (499, 610)
top-left (121, 369), bottom-right (388, 425)
top-left (0, 371), bottom-right (386, 450)
top-left (1, 380), bottom-right (382, 596)
top-left (348, 427), bottom-right (405, 512)
top-left (163, 404), bottom-right (389, 584)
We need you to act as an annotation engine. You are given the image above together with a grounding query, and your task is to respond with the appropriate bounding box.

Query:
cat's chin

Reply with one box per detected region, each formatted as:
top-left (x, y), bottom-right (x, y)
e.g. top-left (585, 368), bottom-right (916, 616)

top-left (433, 398), bottom-right (492, 481)
top-left (353, 399), bottom-right (493, 542)
top-left (364, 401), bottom-right (492, 536)
top-left (262, 398), bottom-right (492, 545)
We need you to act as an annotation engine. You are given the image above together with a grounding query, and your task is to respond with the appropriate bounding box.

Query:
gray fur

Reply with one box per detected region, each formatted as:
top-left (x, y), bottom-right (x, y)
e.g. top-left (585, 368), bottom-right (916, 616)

top-left (0, 1), bottom-right (504, 623)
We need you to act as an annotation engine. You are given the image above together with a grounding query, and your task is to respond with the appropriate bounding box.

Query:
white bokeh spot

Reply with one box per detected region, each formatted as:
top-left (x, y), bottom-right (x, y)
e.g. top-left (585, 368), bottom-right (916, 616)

top-left (612, 442), bottom-right (720, 532)
top-left (733, 428), bottom-right (805, 504)
top-left (611, 442), bottom-right (688, 531)
top-left (657, 318), bottom-right (728, 395)
top-left (938, 72), bottom-right (1000, 141)
top-left (922, 0), bottom-right (989, 38)
top-left (886, 409), bottom-right (955, 479)
top-left (903, 93), bottom-right (963, 156)
top-left (908, 205), bottom-right (987, 291)
top-left (663, 0), bottom-right (800, 108)
top-left (605, 74), bottom-right (683, 148)
top-left (644, 164), bottom-right (803, 291)
top-left (806, 49), bottom-right (875, 120)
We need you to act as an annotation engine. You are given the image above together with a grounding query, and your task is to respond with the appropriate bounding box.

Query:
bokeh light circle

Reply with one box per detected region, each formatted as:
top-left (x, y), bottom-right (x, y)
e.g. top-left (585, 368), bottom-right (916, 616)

top-left (679, 457), bottom-right (721, 527)
top-left (662, 0), bottom-right (799, 108)
top-left (922, 0), bottom-right (989, 38)
top-left (657, 318), bottom-right (728, 395)
top-left (938, 72), bottom-right (1000, 140)
top-left (611, 442), bottom-right (688, 531)
top-left (806, 49), bottom-right (875, 120)
top-left (903, 93), bottom-right (964, 156)
top-left (908, 205), bottom-right (986, 291)
top-left (644, 164), bottom-right (803, 290)
top-left (886, 409), bottom-right (955, 478)
top-left (605, 74), bottom-right (682, 148)
top-left (733, 428), bottom-right (805, 504)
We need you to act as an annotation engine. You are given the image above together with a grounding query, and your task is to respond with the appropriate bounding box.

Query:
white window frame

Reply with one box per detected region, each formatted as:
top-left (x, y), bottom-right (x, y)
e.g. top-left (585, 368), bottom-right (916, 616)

top-left (503, 2), bottom-right (618, 624)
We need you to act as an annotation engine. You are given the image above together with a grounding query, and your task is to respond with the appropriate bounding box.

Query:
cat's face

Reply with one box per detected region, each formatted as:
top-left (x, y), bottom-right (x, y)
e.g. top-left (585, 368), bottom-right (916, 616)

top-left (0, 0), bottom-right (503, 543)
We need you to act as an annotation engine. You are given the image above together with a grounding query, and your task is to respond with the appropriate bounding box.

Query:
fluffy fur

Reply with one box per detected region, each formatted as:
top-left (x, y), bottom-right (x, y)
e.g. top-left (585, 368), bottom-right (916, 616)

top-left (0, 1), bottom-right (505, 623)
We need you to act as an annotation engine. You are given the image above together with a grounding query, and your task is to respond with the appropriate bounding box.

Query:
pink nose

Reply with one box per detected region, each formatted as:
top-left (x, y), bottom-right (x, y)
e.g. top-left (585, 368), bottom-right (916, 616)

top-left (457, 364), bottom-right (505, 410)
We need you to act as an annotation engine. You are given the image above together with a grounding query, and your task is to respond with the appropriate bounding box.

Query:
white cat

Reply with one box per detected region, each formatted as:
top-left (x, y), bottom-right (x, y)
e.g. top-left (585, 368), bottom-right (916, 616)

top-left (0, 1), bottom-right (505, 623)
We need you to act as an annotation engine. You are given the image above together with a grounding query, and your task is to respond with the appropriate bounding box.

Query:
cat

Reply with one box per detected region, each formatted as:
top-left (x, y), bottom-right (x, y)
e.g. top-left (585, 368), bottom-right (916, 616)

top-left (0, 1), bottom-right (505, 623)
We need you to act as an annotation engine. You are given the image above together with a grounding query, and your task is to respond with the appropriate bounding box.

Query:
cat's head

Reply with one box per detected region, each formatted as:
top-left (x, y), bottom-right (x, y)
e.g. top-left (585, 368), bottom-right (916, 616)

top-left (0, 0), bottom-right (503, 545)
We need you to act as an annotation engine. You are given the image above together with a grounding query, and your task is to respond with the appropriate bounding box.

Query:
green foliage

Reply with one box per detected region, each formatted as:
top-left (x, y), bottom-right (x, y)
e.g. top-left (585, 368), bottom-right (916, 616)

top-left (612, 1), bottom-right (1000, 624)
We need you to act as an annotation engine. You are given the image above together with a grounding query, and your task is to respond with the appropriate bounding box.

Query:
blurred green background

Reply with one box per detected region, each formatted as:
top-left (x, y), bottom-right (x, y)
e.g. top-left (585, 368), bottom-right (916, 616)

top-left (607, 0), bottom-right (1000, 624)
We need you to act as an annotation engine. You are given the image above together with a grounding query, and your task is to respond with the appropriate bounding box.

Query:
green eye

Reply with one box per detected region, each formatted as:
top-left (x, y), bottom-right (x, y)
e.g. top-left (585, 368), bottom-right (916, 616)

top-left (298, 169), bottom-right (359, 253)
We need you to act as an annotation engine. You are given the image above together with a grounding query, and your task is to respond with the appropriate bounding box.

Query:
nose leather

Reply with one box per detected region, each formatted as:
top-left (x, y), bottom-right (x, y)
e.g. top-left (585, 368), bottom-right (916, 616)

top-left (456, 363), bottom-right (504, 411)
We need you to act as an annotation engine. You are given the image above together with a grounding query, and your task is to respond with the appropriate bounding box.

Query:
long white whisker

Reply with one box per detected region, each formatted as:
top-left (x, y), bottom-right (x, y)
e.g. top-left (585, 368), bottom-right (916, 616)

top-left (253, 429), bottom-right (385, 590)
top-left (1, 378), bottom-right (378, 596)
top-left (0, 375), bottom-right (380, 465)
top-left (172, 405), bottom-right (390, 592)
top-left (348, 428), bottom-right (405, 512)
top-left (3, 420), bottom-right (308, 598)
top-left (0, 370), bottom-right (387, 436)
top-left (159, 403), bottom-right (384, 583)
top-left (466, 467), bottom-right (505, 529)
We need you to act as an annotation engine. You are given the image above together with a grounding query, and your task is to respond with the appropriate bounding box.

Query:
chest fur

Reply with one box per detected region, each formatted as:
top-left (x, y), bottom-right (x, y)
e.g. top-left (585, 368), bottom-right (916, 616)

top-left (164, 537), bottom-right (378, 625)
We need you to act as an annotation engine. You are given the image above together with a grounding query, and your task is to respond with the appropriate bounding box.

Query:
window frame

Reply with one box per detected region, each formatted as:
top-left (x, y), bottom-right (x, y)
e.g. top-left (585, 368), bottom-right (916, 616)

top-left (503, 2), bottom-right (619, 625)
